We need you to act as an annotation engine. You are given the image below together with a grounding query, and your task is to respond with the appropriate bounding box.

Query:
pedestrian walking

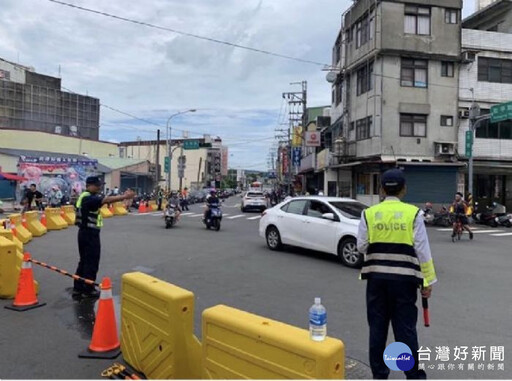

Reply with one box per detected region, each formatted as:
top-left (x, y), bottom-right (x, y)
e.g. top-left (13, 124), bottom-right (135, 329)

top-left (357, 169), bottom-right (437, 379)
top-left (73, 177), bottom-right (135, 298)
top-left (48, 185), bottom-right (63, 208)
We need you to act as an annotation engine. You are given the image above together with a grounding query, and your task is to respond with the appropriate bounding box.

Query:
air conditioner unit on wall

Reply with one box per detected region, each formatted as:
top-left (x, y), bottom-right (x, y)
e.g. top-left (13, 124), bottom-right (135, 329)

top-left (462, 51), bottom-right (476, 63)
top-left (436, 142), bottom-right (456, 156)
top-left (458, 109), bottom-right (470, 119)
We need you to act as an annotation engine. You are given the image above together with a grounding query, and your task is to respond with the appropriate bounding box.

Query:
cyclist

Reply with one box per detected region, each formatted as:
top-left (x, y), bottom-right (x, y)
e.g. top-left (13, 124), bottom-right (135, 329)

top-left (450, 192), bottom-right (473, 240)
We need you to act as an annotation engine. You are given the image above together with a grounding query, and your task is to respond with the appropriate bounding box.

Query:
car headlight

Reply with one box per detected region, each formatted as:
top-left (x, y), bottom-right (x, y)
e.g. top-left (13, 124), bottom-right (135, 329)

top-left (495, 217), bottom-right (499, 222)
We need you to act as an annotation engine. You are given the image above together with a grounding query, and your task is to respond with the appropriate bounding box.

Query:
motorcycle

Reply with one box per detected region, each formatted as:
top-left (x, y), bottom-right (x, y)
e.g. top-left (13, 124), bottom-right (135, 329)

top-left (204, 203), bottom-right (222, 231)
top-left (474, 202), bottom-right (501, 227)
top-left (164, 203), bottom-right (178, 229)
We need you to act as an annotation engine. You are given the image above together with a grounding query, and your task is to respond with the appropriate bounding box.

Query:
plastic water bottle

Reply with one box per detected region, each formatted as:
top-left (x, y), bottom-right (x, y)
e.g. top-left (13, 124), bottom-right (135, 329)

top-left (309, 297), bottom-right (327, 341)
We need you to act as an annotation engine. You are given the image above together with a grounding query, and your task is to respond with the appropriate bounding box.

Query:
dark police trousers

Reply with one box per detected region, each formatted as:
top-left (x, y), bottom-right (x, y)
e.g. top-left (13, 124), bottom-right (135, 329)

top-left (74, 228), bottom-right (101, 293)
top-left (367, 278), bottom-right (427, 379)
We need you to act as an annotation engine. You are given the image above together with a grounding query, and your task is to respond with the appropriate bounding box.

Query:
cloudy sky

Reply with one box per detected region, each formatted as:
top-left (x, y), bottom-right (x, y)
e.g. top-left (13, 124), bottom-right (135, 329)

top-left (1, 0), bottom-right (477, 170)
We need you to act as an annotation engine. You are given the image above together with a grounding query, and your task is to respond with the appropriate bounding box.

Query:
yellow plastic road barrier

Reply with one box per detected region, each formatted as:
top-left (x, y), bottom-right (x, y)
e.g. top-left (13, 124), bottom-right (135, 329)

top-left (113, 202), bottom-right (128, 216)
top-left (100, 204), bottom-right (114, 218)
top-left (61, 205), bottom-right (76, 226)
top-left (121, 272), bottom-right (202, 379)
top-left (44, 208), bottom-right (68, 230)
top-left (9, 214), bottom-right (33, 244)
top-left (202, 305), bottom-right (345, 379)
top-left (0, 236), bottom-right (39, 298)
top-left (0, 224), bottom-right (24, 254)
top-left (24, 211), bottom-right (47, 237)
top-left (148, 200), bottom-right (158, 211)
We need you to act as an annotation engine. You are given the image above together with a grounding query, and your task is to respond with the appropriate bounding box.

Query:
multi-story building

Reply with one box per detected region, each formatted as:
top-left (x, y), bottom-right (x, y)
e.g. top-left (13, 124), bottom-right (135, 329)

top-left (327, 0), bottom-right (463, 205)
top-left (0, 57), bottom-right (100, 140)
top-left (119, 136), bottom-right (226, 191)
top-left (459, 0), bottom-right (512, 208)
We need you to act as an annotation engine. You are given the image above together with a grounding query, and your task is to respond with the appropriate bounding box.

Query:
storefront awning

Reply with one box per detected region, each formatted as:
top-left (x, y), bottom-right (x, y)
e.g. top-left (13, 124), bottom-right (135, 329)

top-left (0, 172), bottom-right (28, 181)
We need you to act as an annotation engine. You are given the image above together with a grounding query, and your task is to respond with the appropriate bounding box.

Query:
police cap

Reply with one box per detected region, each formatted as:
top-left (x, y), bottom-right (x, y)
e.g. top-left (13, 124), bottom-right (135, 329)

top-left (85, 176), bottom-right (102, 186)
top-left (381, 169), bottom-right (405, 190)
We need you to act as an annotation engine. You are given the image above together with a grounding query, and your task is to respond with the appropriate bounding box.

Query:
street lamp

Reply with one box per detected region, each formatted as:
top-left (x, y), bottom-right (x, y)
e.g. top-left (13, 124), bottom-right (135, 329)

top-left (166, 109), bottom-right (196, 191)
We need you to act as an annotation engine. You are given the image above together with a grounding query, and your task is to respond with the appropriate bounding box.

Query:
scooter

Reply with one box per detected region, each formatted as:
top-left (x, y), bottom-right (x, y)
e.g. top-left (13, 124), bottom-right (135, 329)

top-left (204, 203), bottom-right (222, 231)
top-left (474, 202), bottom-right (500, 227)
top-left (164, 203), bottom-right (178, 229)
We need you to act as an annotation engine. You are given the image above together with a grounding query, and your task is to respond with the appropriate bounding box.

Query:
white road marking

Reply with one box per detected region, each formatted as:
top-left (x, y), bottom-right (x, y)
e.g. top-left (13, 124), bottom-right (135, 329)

top-left (472, 230), bottom-right (504, 234)
top-left (247, 216), bottom-right (262, 220)
top-left (436, 228), bottom-right (454, 231)
top-left (180, 212), bottom-right (193, 216)
top-left (490, 232), bottom-right (512, 236)
top-left (189, 214), bottom-right (204, 217)
top-left (227, 214), bottom-right (245, 219)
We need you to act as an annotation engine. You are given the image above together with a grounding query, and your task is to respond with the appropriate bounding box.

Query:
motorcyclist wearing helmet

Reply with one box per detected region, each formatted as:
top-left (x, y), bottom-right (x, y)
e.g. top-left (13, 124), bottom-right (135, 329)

top-left (203, 189), bottom-right (220, 222)
top-left (166, 191), bottom-right (182, 220)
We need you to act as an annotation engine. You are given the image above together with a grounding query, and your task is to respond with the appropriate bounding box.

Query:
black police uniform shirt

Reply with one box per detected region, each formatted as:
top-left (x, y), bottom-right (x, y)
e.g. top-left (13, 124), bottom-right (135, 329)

top-left (79, 193), bottom-right (103, 228)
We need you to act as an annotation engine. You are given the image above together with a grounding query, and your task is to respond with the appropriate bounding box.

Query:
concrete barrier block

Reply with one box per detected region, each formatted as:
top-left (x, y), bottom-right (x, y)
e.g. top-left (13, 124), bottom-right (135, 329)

top-left (121, 272), bottom-right (201, 379)
top-left (100, 205), bottom-right (114, 218)
top-left (9, 214), bottom-right (33, 244)
top-left (202, 305), bottom-right (345, 379)
top-left (113, 202), bottom-right (128, 216)
top-left (24, 211), bottom-right (47, 237)
top-left (61, 205), bottom-right (76, 225)
top-left (44, 208), bottom-right (68, 230)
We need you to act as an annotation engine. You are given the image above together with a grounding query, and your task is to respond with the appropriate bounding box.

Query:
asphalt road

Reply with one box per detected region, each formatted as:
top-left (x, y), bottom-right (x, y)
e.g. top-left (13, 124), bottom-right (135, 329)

top-left (0, 197), bottom-right (510, 379)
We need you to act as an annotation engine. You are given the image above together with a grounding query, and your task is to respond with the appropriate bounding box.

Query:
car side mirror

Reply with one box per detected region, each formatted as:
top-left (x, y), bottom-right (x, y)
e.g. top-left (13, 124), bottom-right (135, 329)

top-left (322, 213), bottom-right (336, 221)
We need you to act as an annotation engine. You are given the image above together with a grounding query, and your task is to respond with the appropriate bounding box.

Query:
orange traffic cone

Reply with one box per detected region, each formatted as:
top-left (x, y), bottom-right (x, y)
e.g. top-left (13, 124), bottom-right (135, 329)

top-left (22, 215), bottom-right (28, 229)
top-left (40, 213), bottom-right (47, 227)
top-left (5, 253), bottom-right (46, 312)
top-left (109, 204), bottom-right (114, 213)
top-left (11, 225), bottom-right (17, 237)
top-left (60, 208), bottom-right (66, 219)
top-left (79, 277), bottom-right (120, 359)
top-left (138, 202), bottom-right (145, 214)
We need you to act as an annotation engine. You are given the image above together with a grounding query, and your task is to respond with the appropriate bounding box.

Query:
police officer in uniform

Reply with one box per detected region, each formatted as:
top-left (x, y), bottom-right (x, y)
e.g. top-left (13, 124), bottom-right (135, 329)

top-left (73, 177), bottom-right (134, 298)
top-left (357, 169), bottom-right (437, 379)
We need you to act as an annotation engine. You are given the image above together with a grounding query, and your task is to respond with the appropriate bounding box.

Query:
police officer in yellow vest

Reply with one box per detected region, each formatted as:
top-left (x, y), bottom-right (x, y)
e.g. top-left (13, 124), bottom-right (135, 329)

top-left (73, 177), bottom-right (134, 298)
top-left (357, 169), bottom-right (437, 379)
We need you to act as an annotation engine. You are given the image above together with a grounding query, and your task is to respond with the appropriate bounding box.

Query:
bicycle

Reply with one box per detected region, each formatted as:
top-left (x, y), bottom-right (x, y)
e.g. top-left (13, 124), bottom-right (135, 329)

top-left (451, 213), bottom-right (464, 242)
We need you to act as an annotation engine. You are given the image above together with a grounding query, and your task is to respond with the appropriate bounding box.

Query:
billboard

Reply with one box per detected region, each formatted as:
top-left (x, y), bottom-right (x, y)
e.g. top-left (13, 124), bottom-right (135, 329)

top-left (221, 146), bottom-right (229, 176)
top-left (305, 131), bottom-right (321, 147)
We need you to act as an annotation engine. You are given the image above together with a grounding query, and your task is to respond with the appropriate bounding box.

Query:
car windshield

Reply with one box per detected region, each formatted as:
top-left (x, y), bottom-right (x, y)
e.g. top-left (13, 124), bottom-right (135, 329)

top-left (328, 201), bottom-right (367, 219)
top-left (247, 192), bottom-right (264, 198)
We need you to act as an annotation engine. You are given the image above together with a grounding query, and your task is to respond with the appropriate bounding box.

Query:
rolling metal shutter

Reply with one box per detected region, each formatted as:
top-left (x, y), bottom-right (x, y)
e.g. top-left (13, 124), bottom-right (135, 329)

top-left (402, 166), bottom-right (458, 204)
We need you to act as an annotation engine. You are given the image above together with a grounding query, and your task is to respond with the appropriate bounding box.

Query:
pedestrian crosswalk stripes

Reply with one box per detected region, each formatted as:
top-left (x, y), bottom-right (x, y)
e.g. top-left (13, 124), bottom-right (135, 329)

top-left (472, 230), bottom-right (503, 234)
top-left (490, 232), bottom-right (512, 236)
top-left (435, 227), bottom-right (512, 238)
top-left (129, 211), bottom-right (262, 222)
top-left (227, 215), bottom-right (245, 219)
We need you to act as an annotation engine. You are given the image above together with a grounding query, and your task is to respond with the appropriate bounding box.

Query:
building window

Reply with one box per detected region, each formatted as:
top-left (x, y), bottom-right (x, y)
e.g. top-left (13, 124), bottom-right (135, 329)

top-left (476, 118), bottom-right (512, 140)
top-left (357, 62), bottom-right (374, 96)
top-left (441, 115), bottom-right (454, 127)
top-left (356, 117), bottom-right (372, 141)
top-left (356, 173), bottom-right (372, 195)
top-left (445, 9), bottom-right (458, 24)
top-left (441, 62), bottom-right (454, 77)
top-left (331, 87), bottom-right (335, 105)
top-left (478, 57), bottom-right (512, 84)
top-left (355, 11), bottom-right (375, 49)
top-left (404, 5), bottom-right (430, 35)
top-left (333, 34), bottom-right (342, 65)
top-left (336, 81), bottom-right (343, 105)
top-left (401, 59), bottom-right (428, 88)
top-left (400, 114), bottom-right (427, 137)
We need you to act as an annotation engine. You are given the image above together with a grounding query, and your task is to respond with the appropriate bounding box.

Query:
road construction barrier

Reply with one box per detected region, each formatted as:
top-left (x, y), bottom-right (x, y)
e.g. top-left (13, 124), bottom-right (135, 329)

top-left (121, 272), bottom-right (202, 379)
top-left (61, 205), bottom-right (76, 226)
top-left (24, 211), bottom-right (47, 237)
top-left (0, 237), bottom-right (38, 298)
top-left (9, 214), bottom-right (33, 244)
top-left (113, 202), bottom-right (128, 216)
top-left (44, 208), bottom-right (68, 230)
top-left (202, 305), bottom-right (345, 379)
top-left (148, 200), bottom-right (158, 211)
top-left (0, 223), bottom-right (24, 254)
top-left (100, 204), bottom-right (114, 218)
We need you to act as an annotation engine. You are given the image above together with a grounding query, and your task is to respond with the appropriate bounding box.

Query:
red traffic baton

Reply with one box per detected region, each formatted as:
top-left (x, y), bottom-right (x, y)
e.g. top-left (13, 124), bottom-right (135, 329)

top-left (422, 297), bottom-right (430, 327)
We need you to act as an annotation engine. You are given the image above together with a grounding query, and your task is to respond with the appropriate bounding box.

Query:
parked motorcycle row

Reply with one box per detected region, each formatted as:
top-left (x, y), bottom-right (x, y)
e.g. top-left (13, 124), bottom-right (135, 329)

top-left (423, 202), bottom-right (512, 228)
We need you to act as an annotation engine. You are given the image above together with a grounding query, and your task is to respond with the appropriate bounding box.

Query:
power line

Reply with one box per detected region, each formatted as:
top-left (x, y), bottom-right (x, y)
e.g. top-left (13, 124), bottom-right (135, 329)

top-left (45, 0), bottom-right (329, 67)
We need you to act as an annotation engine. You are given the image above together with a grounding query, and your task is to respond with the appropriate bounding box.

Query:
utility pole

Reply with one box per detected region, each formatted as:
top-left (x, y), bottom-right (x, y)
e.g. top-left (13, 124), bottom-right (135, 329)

top-left (178, 143), bottom-right (184, 191)
top-left (155, 129), bottom-right (160, 186)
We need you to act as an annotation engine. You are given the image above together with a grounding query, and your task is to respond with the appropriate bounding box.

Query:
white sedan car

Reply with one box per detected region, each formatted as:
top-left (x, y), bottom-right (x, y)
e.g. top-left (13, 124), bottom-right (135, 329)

top-left (259, 196), bottom-right (367, 268)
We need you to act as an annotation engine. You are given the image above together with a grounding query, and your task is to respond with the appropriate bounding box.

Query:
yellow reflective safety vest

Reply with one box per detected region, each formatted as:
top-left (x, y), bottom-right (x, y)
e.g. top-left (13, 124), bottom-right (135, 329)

top-left (361, 200), bottom-right (424, 285)
top-left (75, 191), bottom-right (104, 230)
